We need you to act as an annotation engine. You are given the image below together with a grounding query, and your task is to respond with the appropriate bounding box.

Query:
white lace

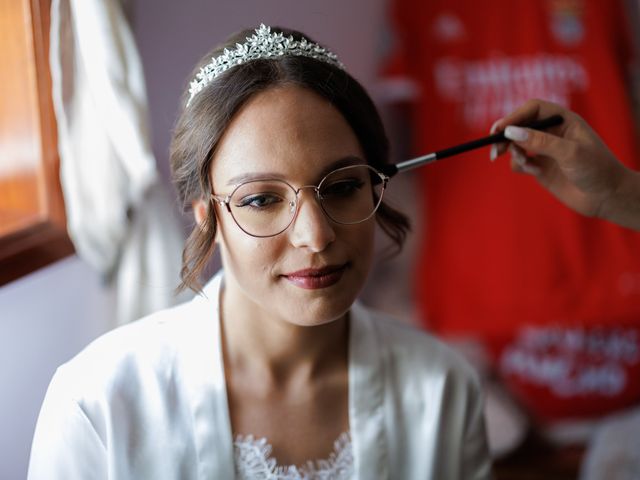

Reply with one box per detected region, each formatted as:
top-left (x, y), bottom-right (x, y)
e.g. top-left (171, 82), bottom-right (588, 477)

top-left (233, 431), bottom-right (354, 480)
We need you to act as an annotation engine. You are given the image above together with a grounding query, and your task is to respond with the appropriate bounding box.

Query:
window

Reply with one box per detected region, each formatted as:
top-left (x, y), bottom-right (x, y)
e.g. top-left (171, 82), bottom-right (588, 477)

top-left (0, 0), bottom-right (73, 285)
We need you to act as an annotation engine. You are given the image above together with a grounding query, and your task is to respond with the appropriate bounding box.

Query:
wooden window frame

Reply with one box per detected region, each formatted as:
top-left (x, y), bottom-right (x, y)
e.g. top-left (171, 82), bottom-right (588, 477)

top-left (0, 0), bottom-right (74, 286)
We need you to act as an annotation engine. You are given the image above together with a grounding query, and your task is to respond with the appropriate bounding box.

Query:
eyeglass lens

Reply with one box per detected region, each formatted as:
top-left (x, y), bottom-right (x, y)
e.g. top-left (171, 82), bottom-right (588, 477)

top-left (228, 165), bottom-right (385, 237)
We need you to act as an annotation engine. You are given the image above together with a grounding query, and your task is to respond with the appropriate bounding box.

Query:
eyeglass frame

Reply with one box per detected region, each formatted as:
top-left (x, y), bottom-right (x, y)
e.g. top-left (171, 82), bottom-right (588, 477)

top-left (210, 164), bottom-right (390, 238)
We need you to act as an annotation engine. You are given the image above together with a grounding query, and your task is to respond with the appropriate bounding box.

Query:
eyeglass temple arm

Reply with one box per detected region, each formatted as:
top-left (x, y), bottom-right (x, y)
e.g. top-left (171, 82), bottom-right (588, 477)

top-left (379, 115), bottom-right (564, 178)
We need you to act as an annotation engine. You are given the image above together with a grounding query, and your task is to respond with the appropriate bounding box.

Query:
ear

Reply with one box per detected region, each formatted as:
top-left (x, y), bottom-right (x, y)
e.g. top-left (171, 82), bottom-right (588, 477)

top-left (192, 199), bottom-right (209, 227)
top-left (193, 198), bottom-right (222, 245)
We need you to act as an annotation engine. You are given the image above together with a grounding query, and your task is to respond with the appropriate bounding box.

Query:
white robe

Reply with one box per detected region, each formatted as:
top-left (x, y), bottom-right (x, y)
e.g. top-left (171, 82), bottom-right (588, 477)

top-left (28, 272), bottom-right (492, 479)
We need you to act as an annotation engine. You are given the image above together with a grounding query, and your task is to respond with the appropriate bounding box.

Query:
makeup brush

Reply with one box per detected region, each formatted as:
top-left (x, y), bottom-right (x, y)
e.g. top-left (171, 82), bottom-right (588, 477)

top-left (381, 114), bottom-right (563, 177)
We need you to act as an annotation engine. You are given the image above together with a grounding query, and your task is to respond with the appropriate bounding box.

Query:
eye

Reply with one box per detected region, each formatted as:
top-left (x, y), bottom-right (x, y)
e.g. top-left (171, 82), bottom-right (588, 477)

top-left (320, 178), bottom-right (365, 198)
top-left (235, 193), bottom-right (284, 209)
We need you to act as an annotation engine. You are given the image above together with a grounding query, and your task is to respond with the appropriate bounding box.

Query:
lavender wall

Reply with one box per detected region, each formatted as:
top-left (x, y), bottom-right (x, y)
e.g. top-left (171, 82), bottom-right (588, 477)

top-left (0, 258), bottom-right (115, 480)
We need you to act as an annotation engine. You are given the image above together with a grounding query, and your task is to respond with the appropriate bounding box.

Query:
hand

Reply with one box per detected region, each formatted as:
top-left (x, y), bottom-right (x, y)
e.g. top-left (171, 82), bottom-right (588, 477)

top-left (490, 99), bottom-right (640, 229)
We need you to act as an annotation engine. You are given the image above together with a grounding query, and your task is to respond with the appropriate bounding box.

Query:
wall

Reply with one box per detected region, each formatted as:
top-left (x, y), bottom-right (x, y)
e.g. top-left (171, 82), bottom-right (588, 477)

top-left (0, 257), bottom-right (114, 480)
top-left (0, 1), bottom-right (390, 478)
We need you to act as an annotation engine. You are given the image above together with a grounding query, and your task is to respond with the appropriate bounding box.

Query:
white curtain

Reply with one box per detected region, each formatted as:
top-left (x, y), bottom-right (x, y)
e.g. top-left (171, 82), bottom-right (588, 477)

top-left (50, 0), bottom-right (187, 325)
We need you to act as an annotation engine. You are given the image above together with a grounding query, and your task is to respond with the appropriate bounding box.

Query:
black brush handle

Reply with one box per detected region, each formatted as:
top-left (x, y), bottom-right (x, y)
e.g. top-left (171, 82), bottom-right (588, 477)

top-left (433, 114), bottom-right (564, 160)
top-left (381, 114), bottom-right (564, 177)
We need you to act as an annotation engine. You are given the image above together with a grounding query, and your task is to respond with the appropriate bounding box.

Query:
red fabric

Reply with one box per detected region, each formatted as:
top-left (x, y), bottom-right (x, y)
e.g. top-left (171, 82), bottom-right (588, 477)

top-left (383, 0), bottom-right (640, 423)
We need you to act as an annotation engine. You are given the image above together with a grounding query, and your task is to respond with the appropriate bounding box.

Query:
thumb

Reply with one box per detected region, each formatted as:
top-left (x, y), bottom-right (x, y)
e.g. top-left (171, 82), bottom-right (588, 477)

top-left (504, 125), bottom-right (571, 161)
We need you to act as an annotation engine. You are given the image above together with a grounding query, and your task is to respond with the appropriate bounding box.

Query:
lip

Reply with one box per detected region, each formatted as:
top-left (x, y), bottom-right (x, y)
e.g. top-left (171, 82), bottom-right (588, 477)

top-left (282, 264), bottom-right (348, 290)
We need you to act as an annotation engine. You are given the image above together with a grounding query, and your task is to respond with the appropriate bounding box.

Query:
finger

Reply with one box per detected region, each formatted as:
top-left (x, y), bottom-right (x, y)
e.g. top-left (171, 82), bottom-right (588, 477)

top-left (489, 99), bottom-right (565, 162)
top-left (509, 144), bottom-right (541, 176)
top-left (489, 121), bottom-right (509, 161)
top-left (490, 141), bottom-right (510, 161)
top-left (496, 141), bottom-right (509, 157)
top-left (491, 99), bottom-right (568, 135)
top-left (510, 154), bottom-right (524, 174)
top-left (504, 125), bottom-right (575, 163)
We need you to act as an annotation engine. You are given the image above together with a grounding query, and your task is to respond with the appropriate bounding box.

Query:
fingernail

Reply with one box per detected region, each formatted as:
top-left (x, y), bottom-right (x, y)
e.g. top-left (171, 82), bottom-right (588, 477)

top-left (505, 126), bottom-right (529, 142)
top-left (490, 120), bottom-right (502, 135)
top-left (490, 144), bottom-right (498, 162)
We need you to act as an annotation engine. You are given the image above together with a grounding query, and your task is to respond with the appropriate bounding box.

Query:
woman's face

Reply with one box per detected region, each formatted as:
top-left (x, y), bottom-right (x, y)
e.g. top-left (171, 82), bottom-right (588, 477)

top-left (207, 85), bottom-right (376, 327)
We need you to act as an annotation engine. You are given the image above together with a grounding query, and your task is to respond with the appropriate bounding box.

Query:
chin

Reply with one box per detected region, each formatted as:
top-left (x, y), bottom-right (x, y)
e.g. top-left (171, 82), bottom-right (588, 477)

top-left (280, 286), bottom-right (358, 327)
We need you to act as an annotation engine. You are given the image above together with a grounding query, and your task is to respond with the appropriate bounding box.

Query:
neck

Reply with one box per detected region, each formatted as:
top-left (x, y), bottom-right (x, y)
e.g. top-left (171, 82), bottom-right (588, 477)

top-left (220, 286), bottom-right (349, 385)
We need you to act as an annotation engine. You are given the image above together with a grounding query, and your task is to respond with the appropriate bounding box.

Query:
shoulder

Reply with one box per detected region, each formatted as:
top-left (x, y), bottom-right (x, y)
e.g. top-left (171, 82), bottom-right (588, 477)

top-left (54, 296), bottom-right (211, 402)
top-left (30, 296), bottom-right (216, 478)
top-left (69, 272), bottom-right (223, 371)
top-left (351, 304), bottom-right (490, 466)
top-left (352, 303), bottom-right (480, 389)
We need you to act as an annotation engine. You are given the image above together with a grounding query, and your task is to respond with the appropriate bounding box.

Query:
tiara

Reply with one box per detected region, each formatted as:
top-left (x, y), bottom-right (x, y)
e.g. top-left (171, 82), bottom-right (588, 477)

top-left (186, 24), bottom-right (344, 106)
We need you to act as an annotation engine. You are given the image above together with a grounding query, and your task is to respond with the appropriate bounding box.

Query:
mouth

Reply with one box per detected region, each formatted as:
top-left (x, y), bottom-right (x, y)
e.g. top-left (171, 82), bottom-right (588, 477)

top-left (282, 264), bottom-right (349, 290)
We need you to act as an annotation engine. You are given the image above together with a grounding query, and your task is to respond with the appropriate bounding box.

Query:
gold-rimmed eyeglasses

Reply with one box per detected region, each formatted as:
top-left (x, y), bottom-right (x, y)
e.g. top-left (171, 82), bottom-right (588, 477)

top-left (211, 164), bottom-right (388, 238)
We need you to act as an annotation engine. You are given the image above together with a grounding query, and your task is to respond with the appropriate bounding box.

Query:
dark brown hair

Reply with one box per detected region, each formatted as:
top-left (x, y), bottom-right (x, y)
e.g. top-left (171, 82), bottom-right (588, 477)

top-left (170, 27), bottom-right (410, 292)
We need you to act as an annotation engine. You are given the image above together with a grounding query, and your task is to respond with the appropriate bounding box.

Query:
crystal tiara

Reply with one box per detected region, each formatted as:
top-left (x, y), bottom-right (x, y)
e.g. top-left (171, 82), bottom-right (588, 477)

top-left (186, 24), bottom-right (345, 106)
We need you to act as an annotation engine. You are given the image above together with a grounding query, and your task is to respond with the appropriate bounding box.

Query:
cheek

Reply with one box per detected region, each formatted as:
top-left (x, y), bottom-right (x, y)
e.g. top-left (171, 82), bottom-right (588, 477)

top-left (217, 217), bottom-right (282, 281)
top-left (343, 220), bottom-right (376, 278)
top-left (358, 220), bottom-right (376, 259)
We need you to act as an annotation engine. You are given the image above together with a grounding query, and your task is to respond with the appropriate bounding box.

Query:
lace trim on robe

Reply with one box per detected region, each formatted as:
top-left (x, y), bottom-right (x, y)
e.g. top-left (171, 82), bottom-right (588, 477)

top-left (233, 431), bottom-right (354, 480)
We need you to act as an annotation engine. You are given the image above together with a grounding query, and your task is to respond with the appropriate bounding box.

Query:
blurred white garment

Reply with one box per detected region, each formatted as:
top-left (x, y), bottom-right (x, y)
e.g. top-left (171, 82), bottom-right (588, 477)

top-left (579, 408), bottom-right (640, 480)
top-left (49, 0), bottom-right (185, 324)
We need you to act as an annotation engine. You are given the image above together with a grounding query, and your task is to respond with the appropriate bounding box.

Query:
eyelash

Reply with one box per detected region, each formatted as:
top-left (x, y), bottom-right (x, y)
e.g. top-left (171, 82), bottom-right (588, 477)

top-left (320, 179), bottom-right (365, 197)
top-left (236, 193), bottom-right (284, 209)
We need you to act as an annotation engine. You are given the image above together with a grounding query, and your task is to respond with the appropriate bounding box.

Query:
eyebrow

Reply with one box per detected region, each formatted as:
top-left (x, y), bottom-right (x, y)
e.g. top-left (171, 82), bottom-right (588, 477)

top-left (225, 155), bottom-right (367, 186)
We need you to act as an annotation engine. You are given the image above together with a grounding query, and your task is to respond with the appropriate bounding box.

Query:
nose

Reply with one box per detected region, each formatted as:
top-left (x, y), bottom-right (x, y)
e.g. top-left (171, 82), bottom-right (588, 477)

top-left (288, 188), bottom-right (336, 252)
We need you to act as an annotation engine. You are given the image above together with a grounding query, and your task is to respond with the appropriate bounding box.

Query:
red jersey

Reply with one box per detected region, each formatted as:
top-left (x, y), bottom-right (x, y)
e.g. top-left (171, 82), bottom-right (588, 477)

top-left (383, 0), bottom-right (640, 423)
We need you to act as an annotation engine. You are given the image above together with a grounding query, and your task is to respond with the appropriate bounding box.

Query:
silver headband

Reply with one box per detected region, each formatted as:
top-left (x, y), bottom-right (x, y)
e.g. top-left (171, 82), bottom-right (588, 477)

top-left (186, 24), bottom-right (344, 106)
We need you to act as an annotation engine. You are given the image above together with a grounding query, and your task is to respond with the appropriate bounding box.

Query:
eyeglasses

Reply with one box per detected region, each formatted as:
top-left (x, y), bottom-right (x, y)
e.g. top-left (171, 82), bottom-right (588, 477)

top-left (211, 164), bottom-right (389, 238)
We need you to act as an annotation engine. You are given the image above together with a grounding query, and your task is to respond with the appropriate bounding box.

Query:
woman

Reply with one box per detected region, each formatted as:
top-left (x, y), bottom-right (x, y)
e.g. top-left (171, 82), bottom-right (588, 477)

top-left (28, 25), bottom-right (491, 479)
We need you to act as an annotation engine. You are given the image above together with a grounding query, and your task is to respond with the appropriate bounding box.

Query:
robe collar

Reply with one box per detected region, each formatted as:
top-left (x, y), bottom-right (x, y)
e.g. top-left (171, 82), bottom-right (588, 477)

top-left (183, 272), bottom-right (388, 479)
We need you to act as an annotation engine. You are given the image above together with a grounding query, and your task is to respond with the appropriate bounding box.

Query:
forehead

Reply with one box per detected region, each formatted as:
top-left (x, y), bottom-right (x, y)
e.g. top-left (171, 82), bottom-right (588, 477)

top-left (210, 85), bottom-right (365, 187)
